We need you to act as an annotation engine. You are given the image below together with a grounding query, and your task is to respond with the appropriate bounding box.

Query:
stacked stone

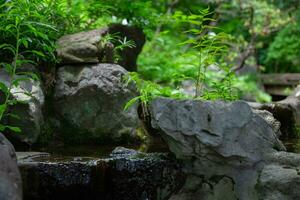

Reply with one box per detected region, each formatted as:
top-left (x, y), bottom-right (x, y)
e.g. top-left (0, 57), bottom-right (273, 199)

top-left (1, 24), bottom-right (145, 145)
top-left (53, 24), bottom-right (145, 144)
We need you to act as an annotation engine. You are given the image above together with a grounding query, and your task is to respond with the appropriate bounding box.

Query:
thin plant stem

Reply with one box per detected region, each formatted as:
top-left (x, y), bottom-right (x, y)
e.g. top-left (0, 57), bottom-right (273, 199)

top-left (195, 50), bottom-right (202, 98)
top-left (0, 23), bottom-right (20, 122)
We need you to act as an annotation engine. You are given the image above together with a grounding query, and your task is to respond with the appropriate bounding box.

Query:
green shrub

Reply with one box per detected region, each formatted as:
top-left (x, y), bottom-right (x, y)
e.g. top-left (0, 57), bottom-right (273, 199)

top-left (266, 21), bottom-right (300, 72)
top-left (0, 0), bottom-right (58, 132)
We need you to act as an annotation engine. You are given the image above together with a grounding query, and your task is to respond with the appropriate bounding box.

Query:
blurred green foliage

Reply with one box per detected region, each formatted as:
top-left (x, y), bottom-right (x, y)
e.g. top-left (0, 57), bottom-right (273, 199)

top-left (0, 0), bottom-right (61, 64)
top-left (265, 10), bottom-right (300, 72)
top-left (3, 0), bottom-right (300, 106)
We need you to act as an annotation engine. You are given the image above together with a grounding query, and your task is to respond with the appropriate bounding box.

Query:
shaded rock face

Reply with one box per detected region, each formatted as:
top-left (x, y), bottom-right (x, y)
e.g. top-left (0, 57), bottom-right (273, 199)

top-left (248, 85), bottom-right (300, 139)
top-left (56, 24), bottom-right (145, 71)
top-left (149, 98), bottom-right (291, 200)
top-left (18, 147), bottom-right (185, 200)
top-left (252, 109), bottom-right (282, 139)
top-left (108, 24), bottom-right (146, 72)
top-left (283, 85), bottom-right (300, 125)
top-left (54, 63), bottom-right (139, 144)
top-left (0, 70), bottom-right (44, 144)
top-left (248, 101), bottom-right (296, 139)
top-left (0, 133), bottom-right (22, 200)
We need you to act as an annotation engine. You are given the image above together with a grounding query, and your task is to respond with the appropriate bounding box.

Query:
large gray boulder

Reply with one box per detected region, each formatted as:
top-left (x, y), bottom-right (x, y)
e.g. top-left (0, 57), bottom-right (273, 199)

top-left (0, 133), bottom-right (22, 200)
top-left (149, 98), bottom-right (298, 200)
top-left (54, 63), bottom-right (139, 144)
top-left (0, 70), bottom-right (44, 144)
top-left (56, 24), bottom-right (145, 71)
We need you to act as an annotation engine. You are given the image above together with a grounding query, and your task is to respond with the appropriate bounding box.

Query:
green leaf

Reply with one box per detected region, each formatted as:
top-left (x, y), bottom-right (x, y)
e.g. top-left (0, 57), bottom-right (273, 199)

top-left (124, 96), bottom-right (141, 111)
top-left (5, 24), bottom-right (16, 31)
top-left (16, 72), bottom-right (39, 81)
top-left (0, 82), bottom-right (8, 94)
top-left (20, 38), bottom-right (29, 48)
top-left (12, 77), bottom-right (30, 87)
top-left (0, 104), bottom-right (7, 112)
top-left (0, 104), bottom-right (7, 120)
top-left (2, 46), bottom-right (16, 55)
top-left (0, 124), bottom-right (21, 133)
top-left (0, 43), bottom-right (15, 51)
top-left (30, 50), bottom-right (45, 57)
top-left (4, 113), bottom-right (20, 120)
top-left (25, 21), bottom-right (58, 32)
top-left (6, 126), bottom-right (21, 133)
top-left (0, 124), bottom-right (5, 132)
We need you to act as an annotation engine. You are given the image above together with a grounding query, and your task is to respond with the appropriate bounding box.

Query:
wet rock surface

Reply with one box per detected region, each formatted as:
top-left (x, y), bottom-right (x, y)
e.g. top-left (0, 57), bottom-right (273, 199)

top-left (0, 133), bottom-right (22, 200)
top-left (149, 98), bottom-right (300, 200)
top-left (18, 147), bottom-right (185, 200)
top-left (107, 147), bottom-right (185, 200)
top-left (19, 152), bottom-right (105, 200)
top-left (54, 63), bottom-right (139, 144)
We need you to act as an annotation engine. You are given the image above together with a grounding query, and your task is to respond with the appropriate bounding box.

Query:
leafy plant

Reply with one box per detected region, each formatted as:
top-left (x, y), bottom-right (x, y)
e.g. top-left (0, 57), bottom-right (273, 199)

top-left (0, 0), bottom-right (56, 133)
top-left (100, 0), bottom-right (161, 36)
top-left (125, 9), bottom-right (239, 113)
top-left (173, 9), bottom-right (237, 100)
top-left (124, 72), bottom-right (186, 115)
top-left (265, 19), bottom-right (300, 72)
top-left (0, 0), bottom-right (64, 65)
top-left (100, 33), bottom-right (136, 63)
top-left (58, 0), bottom-right (112, 32)
top-left (133, 0), bottom-right (277, 104)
